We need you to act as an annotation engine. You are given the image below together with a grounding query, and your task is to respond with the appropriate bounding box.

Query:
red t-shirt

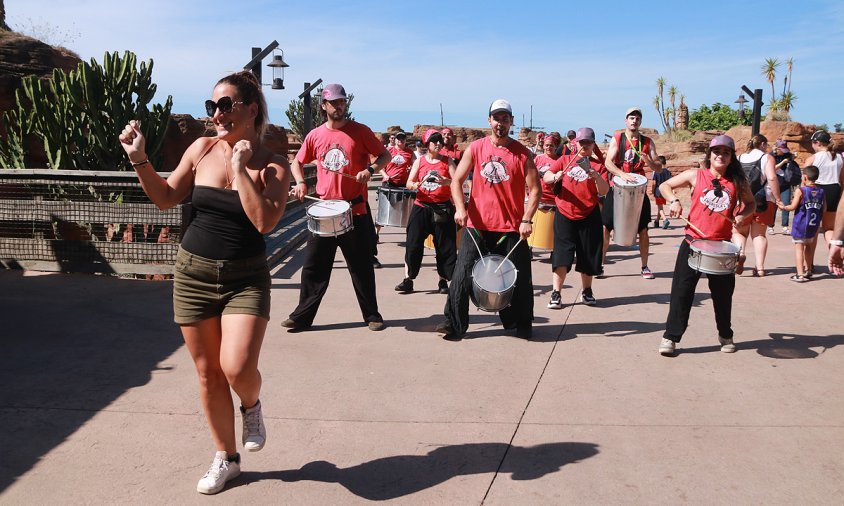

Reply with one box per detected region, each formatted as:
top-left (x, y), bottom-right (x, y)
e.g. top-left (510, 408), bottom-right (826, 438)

top-left (687, 169), bottom-right (739, 241)
top-left (612, 131), bottom-right (652, 176)
top-left (548, 154), bottom-right (608, 220)
top-left (384, 147), bottom-right (413, 186)
top-left (296, 121), bottom-right (385, 215)
top-left (466, 137), bottom-right (532, 232)
top-left (441, 145), bottom-right (462, 163)
top-left (414, 155), bottom-right (452, 205)
top-left (533, 153), bottom-right (558, 205)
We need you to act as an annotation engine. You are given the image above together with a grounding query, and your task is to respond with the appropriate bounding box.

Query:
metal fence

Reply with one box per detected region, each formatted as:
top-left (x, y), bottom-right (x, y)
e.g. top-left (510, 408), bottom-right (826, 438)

top-left (0, 166), bottom-right (316, 275)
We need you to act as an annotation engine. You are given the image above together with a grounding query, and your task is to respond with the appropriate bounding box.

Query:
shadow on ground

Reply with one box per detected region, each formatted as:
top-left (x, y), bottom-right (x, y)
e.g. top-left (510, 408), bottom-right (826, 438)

top-left (0, 271), bottom-right (181, 493)
top-left (234, 441), bottom-right (599, 500)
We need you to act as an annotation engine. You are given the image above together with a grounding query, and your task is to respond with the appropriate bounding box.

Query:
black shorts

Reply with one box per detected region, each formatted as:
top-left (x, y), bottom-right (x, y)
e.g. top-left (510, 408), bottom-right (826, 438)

top-left (818, 183), bottom-right (842, 212)
top-left (601, 188), bottom-right (651, 233)
top-left (551, 207), bottom-right (603, 275)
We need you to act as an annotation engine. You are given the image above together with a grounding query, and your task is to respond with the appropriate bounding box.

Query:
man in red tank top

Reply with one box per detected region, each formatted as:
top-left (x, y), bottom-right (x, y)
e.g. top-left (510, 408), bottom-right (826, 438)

top-left (440, 127), bottom-right (462, 164)
top-left (435, 99), bottom-right (541, 340)
top-left (286, 83), bottom-right (391, 332)
top-left (602, 107), bottom-right (665, 279)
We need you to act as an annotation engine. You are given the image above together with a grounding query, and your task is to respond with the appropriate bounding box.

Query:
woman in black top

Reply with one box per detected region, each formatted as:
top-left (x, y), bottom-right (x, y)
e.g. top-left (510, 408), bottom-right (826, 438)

top-left (119, 71), bottom-right (290, 494)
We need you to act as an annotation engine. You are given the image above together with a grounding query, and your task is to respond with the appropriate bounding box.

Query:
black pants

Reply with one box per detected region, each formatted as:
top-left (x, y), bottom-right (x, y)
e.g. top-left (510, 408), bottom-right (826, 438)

top-left (664, 239), bottom-right (734, 342)
top-left (405, 204), bottom-right (457, 280)
top-left (289, 213), bottom-right (383, 325)
top-left (551, 207), bottom-right (603, 275)
top-left (444, 228), bottom-right (533, 335)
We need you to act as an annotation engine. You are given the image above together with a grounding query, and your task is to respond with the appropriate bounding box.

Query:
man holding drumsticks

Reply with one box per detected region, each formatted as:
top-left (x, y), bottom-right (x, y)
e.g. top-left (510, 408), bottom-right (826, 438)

top-left (286, 83), bottom-right (390, 331)
top-left (436, 99), bottom-right (541, 340)
top-left (602, 107), bottom-right (664, 279)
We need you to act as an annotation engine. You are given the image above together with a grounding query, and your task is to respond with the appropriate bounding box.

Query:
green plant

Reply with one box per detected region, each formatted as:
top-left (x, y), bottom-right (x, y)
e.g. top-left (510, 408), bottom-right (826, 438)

top-left (662, 129), bottom-right (693, 142)
top-left (688, 103), bottom-right (751, 131)
top-left (761, 57), bottom-right (780, 110)
top-left (0, 50), bottom-right (172, 170)
top-left (285, 86), bottom-right (354, 140)
top-left (834, 123), bottom-right (842, 133)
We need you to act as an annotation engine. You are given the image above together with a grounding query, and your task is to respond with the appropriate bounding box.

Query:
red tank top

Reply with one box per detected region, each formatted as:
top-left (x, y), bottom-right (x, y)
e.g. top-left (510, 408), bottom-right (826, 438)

top-left (467, 137), bottom-right (531, 232)
top-left (533, 153), bottom-right (558, 205)
top-left (415, 155), bottom-right (452, 204)
top-left (548, 154), bottom-right (608, 220)
top-left (384, 146), bottom-right (413, 185)
top-left (687, 169), bottom-right (739, 241)
top-left (613, 131), bottom-right (652, 176)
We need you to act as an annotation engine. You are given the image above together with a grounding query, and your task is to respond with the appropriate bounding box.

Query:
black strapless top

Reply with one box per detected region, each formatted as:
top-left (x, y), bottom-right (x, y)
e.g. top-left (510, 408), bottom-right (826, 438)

top-left (180, 186), bottom-right (265, 260)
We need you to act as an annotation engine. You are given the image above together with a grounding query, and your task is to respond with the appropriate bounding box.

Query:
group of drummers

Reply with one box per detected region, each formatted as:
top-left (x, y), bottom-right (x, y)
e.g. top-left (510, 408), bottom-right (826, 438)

top-left (286, 84), bottom-right (830, 355)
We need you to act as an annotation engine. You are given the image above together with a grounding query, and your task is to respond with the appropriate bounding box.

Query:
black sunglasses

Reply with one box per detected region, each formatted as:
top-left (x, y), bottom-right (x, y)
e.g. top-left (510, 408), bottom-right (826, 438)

top-left (205, 96), bottom-right (245, 116)
top-left (711, 178), bottom-right (724, 198)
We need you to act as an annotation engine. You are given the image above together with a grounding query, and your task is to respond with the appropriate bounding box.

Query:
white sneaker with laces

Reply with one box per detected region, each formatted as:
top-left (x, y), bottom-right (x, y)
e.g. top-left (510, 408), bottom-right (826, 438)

top-left (196, 451), bottom-right (240, 495)
top-left (659, 338), bottom-right (676, 356)
top-left (719, 337), bottom-right (736, 353)
top-left (241, 400), bottom-right (266, 452)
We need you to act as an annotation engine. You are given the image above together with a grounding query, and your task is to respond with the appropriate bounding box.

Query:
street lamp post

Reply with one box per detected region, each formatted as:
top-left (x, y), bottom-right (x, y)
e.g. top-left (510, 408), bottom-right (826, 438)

top-left (741, 85), bottom-right (763, 137)
top-left (244, 40), bottom-right (289, 90)
top-left (735, 94), bottom-right (747, 120)
top-left (299, 79), bottom-right (323, 138)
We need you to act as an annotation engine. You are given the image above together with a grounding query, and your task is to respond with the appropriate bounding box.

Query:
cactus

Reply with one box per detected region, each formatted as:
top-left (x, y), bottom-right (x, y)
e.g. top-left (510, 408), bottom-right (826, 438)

top-left (0, 50), bottom-right (172, 170)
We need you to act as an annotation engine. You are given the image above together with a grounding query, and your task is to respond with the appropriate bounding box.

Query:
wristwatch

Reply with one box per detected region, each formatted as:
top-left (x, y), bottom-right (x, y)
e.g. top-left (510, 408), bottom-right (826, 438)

top-left (831, 239), bottom-right (844, 246)
top-left (366, 165), bottom-right (375, 174)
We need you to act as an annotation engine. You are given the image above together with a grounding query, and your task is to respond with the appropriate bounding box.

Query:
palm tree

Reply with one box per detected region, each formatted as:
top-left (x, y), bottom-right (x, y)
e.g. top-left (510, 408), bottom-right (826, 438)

top-left (668, 85), bottom-right (678, 131)
top-left (656, 77), bottom-right (667, 130)
top-left (786, 57), bottom-right (794, 94)
top-left (780, 91), bottom-right (797, 114)
top-left (653, 95), bottom-right (667, 132)
top-left (761, 58), bottom-right (780, 104)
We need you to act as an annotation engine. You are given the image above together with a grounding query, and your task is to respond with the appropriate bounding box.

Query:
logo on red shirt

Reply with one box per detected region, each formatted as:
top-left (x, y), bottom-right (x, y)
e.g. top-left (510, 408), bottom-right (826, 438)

top-left (567, 166), bottom-right (590, 183)
top-left (322, 143), bottom-right (350, 172)
top-left (480, 156), bottom-right (510, 184)
top-left (700, 187), bottom-right (732, 213)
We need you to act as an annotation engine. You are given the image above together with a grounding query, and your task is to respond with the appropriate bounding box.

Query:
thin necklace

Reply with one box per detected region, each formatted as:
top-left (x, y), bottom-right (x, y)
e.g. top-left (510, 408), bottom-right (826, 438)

top-left (222, 145), bottom-right (236, 189)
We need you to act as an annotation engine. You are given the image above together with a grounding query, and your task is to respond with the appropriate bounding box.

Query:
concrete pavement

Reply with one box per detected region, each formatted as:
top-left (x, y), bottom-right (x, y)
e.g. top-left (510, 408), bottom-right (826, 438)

top-left (1, 205), bottom-right (843, 504)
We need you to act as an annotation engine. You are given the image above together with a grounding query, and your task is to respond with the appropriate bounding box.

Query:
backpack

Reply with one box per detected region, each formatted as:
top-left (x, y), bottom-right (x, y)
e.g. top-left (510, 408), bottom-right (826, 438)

top-left (740, 155), bottom-right (768, 212)
top-left (785, 160), bottom-right (802, 187)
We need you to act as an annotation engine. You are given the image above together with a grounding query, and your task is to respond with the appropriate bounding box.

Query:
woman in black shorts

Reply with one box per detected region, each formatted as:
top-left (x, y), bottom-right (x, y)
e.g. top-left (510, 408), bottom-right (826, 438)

top-left (119, 71), bottom-right (290, 494)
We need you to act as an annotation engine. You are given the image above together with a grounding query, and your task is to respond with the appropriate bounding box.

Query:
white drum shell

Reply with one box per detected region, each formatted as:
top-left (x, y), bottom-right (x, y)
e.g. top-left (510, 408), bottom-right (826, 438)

top-left (307, 200), bottom-right (353, 237)
top-left (687, 240), bottom-right (740, 275)
top-left (612, 173), bottom-right (648, 246)
top-left (376, 186), bottom-right (416, 227)
top-left (470, 254), bottom-right (518, 312)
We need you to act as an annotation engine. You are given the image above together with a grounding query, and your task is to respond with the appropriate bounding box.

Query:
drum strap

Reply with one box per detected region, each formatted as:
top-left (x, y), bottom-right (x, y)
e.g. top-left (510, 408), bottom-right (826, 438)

top-left (348, 195), bottom-right (364, 206)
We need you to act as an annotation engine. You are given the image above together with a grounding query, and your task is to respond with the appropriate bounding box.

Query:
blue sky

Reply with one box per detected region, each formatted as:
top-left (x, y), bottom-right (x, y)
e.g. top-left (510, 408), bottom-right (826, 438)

top-left (6, 0), bottom-right (844, 140)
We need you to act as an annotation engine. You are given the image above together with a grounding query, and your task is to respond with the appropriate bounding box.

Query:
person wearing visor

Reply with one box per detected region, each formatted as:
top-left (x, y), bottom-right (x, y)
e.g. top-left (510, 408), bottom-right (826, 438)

top-left (436, 99), bottom-right (540, 341)
top-left (656, 135), bottom-right (755, 356)
top-left (395, 128), bottom-right (458, 294)
top-left (286, 83), bottom-right (390, 332)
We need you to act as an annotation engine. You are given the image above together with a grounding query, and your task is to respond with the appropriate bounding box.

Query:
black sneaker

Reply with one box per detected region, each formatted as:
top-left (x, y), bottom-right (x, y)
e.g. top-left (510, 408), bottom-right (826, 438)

top-left (394, 277), bottom-right (414, 293)
top-left (437, 279), bottom-right (449, 294)
top-left (372, 257), bottom-right (382, 269)
top-left (580, 289), bottom-right (597, 306)
top-left (653, 219), bottom-right (660, 228)
top-left (516, 326), bottom-right (533, 340)
top-left (281, 318), bottom-right (311, 331)
top-left (547, 290), bottom-right (562, 309)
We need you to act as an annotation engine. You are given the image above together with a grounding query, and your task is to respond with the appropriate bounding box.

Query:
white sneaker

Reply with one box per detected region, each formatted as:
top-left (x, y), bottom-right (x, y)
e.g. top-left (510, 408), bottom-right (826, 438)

top-left (659, 338), bottom-right (676, 356)
top-left (782, 227), bottom-right (790, 235)
top-left (767, 227), bottom-right (775, 235)
top-left (196, 451), bottom-right (240, 495)
top-left (719, 337), bottom-right (736, 353)
top-left (241, 400), bottom-right (266, 452)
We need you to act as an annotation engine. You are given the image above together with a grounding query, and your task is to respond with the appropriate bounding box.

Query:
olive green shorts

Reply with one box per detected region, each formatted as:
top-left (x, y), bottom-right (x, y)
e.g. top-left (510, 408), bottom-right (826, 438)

top-left (173, 247), bottom-right (271, 325)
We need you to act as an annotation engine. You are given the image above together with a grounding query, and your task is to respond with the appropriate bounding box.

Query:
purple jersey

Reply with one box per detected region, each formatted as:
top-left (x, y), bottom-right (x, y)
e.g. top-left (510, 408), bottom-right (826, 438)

top-left (791, 186), bottom-right (824, 240)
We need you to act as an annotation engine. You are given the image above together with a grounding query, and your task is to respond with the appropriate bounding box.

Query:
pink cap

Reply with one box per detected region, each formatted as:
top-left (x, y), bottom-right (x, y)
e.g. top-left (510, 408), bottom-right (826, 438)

top-left (709, 135), bottom-right (735, 150)
top-left (423, 128), bottom-right (443, 144)
top-left (321, 83), bottom-right (347, 101)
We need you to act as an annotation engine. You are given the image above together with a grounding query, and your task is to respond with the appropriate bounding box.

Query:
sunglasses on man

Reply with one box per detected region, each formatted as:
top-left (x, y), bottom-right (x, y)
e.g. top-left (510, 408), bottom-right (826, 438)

top-left (205, 96), bottom-right (245, 117)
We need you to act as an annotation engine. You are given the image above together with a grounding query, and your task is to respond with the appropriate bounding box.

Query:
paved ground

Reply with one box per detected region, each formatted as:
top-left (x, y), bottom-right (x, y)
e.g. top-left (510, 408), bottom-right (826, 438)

top-left (2, 203), bottom-right (843, 504)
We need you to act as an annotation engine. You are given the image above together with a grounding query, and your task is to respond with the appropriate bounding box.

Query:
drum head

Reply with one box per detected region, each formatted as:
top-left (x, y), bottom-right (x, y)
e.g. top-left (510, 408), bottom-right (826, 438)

top-left (690, 240), bottom-right (740, 254)
top-left (472, 255), bottom-right (517, 292)
top-left (308, 199), bottom-right (350, 217)
top-left (612, 173), bottom-right (647, 187)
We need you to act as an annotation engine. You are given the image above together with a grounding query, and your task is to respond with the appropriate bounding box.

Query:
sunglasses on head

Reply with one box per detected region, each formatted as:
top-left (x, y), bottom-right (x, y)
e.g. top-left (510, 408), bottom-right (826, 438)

top-left (711, 178), bottom-right (724, 198)
top-left (205, 96), bottom-right (245, 116)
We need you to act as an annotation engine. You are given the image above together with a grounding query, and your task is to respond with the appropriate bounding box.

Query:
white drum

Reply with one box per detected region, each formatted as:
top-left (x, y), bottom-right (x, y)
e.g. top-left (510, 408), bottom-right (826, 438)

top-left (687, 240), bottom-right (740, 275)
top-left (376, 186), bottom-right (416, 228)
top-left (307, 200), bottom-right (353, 237)
top-left (470, 254), bottom-right (518, 312)
top-left (612, 173), bottom-right (648, 246)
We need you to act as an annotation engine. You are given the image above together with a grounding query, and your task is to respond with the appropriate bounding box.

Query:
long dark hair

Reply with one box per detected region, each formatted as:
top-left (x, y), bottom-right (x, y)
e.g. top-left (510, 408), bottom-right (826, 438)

top-left (705, 146), bottom-right (750, 197)
top-left (216, 71), bottom-right (268, 137)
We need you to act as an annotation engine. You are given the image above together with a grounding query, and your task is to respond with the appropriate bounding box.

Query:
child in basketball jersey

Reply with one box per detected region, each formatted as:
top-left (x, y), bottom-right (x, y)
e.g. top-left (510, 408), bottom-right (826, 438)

top-left (778, 165), bottom-right (825, 282)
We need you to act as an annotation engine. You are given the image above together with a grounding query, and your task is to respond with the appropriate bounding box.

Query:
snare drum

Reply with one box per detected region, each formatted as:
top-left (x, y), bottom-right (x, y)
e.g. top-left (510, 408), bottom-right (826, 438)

top-left (307, 200), bottom-right (353, 237)
top-left (470, 254), bottom-right (518, 312)
top-left (376, 186), bottom-right (416, 227)
top-left (687, 239), bottom-right (740, 275)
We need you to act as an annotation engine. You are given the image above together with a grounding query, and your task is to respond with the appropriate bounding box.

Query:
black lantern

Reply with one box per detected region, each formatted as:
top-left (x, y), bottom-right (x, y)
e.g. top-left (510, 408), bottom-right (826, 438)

top-left (267, 49), bottom-right (289, 90)
top-left (735, 94), bottom-right (747, 119)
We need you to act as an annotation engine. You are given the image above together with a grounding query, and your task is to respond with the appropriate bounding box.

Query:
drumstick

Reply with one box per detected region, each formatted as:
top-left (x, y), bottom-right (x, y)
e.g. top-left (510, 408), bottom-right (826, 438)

top-left (678, 215), bottom-right (707, 238)
top-left (321, 166), bottom-right (360, 181)
top-left (466, 228), bottom-right (487, 266)
top-left (495, 238), bottom-right (523, 273)
top-left (712, 211), bottom-right (735, 225)
top-left (303, 195), bottom-right (326, 202)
